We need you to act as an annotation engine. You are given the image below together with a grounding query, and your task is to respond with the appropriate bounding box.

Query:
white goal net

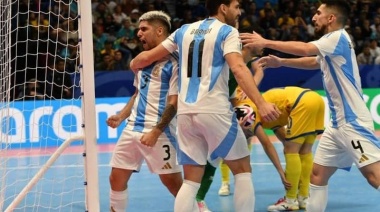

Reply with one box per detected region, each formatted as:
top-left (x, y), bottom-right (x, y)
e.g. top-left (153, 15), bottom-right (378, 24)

top-left (0, 0), bottom-right (99, 211)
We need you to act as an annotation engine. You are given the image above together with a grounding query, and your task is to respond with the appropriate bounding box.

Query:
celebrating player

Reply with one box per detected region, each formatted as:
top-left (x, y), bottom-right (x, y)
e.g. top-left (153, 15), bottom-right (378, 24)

top-left (130, 0), bottom-right (282, 211)
top-left (240, 0), bottom-right (380, 211)
top-left (107, 11), bottom-right (182, 212)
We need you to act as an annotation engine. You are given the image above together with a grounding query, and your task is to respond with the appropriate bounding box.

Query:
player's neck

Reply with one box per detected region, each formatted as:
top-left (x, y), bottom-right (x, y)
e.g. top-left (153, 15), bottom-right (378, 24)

top-left (211, 14), bottom-right (225, 23)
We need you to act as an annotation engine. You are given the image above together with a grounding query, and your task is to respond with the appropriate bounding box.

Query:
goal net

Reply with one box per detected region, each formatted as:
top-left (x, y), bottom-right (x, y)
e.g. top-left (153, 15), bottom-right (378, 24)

top-left (0, 0), bottom-right (99, 211)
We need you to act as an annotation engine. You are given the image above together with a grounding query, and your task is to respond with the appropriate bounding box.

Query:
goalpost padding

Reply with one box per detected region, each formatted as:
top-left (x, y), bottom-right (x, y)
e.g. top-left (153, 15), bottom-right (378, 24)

top-left (0, 0), bottom-right (99, 211)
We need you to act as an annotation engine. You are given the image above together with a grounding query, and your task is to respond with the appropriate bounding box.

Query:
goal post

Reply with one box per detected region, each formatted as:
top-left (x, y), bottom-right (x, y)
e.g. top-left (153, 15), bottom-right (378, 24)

top-left (0, 0), bottom-right (99, 211)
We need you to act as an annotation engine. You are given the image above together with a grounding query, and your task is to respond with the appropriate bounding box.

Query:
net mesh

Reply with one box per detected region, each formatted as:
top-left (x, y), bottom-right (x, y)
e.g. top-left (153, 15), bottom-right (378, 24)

top-left (0, 0), bottom-right (88, 211)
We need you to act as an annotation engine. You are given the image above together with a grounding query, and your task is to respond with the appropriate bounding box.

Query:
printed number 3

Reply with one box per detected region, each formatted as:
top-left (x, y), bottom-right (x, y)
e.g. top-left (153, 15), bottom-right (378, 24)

top-left (163, 144), bottom-right (170, 161)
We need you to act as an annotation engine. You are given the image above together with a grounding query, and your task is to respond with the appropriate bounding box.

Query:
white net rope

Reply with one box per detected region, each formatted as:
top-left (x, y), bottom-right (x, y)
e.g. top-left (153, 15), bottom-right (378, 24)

top-left (0, 0), bottom-right (87, 211)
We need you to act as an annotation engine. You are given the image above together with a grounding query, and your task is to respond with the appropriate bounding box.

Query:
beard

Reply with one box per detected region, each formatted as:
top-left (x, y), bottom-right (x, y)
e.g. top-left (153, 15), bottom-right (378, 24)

top-left (314, 24), bottom-right (327, 39)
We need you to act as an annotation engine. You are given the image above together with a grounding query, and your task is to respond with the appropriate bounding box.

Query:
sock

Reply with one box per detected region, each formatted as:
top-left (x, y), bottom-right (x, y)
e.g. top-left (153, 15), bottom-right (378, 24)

top-left (234, 173), bottom-right (255, 211)
top-left (299, 152), bottom-right (313, 198)
top-left (196, 161), bottom-right (217, 201)
top-left (285, 153), bottom-right (301, 199)
top-left (307, 184), bottom-right (328, 212)
top-left (220, 161), bottom-right (230, 183)
top-left (110, 189), bottom-right (128, 212)
top-left (174, 180), bottom-right (200, 212)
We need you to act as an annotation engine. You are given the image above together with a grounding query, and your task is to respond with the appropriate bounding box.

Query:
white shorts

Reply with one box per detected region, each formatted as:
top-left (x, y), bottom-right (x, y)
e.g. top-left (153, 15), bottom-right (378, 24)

top-left (176, 112), bottom-right (250, 166)
top-left (314, 119), bottom-right (380, 170)
top-left (110, 126), bottom-right (181, 174)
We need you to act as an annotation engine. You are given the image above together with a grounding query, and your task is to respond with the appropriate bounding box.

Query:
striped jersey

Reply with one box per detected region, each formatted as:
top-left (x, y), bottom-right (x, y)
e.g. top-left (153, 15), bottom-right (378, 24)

top-left (310, 29), bottom-right (372, 128)
top-left (161, 18), bottom-right (242, 114)
top-left (126, 53), bottom-right (179, 133)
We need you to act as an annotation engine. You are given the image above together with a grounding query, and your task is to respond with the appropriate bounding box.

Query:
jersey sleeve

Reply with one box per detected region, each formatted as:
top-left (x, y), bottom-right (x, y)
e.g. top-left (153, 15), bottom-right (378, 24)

top-left (223, 28), bottom-right (242, 56)
top-left (168, 53), bottom-right (179, 96)
top-left (309, 31), bottom-right (341, 58)
top-left (133, 73), bottom-right (138, 88)
top-left (161, 30), bottom-right (178, 53)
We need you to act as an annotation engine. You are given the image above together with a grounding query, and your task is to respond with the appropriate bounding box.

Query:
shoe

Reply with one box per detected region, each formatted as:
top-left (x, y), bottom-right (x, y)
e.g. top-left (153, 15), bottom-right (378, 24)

top-left (218, 182), bottom-right (230, 196)
top-left (298, 196), bottom-right (308, 209)
top-left (197, 200), bottom-right (212, 212)
top-left (267, 197), bottom-right (299, 211)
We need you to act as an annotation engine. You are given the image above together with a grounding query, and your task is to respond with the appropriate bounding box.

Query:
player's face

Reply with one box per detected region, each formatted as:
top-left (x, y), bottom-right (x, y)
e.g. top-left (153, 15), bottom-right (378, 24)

top-left (312, 4), bottom-right (331, 38)
top-left (224, 0), bottom-right (241, 27)
top-left (137, 20), bottom-right (158, 50)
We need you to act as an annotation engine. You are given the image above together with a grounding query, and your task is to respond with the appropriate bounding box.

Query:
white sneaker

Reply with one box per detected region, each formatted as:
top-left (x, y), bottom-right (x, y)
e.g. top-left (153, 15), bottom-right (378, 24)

top-left (218, 182), bottom-right (230, 196)
top-left (267, 197), bottom-right (299, 211)
top-left (298, 196), bottom-right (308, 209)
top-left (197, 200), bottom-right (212, 212)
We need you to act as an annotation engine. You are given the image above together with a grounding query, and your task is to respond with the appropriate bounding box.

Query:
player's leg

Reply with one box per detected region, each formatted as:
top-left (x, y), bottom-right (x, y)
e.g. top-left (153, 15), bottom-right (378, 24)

top-left (298, 136), bottom-right (315, 208)
top-left (298, 91), bottom-right (325, 209)
top-left (142, 127), bottom-right (183, 197)
top-left (175, 165), bottom-right (205, 212)
top-left (196, 161), bottom-right (216, 212)
top-left (218, 160), bottom-right (231, 196)
top-left (158, 172), bottom-right (183, 196)
top-left (174, 114), bottom-right (208, 212)
top-left (109, 168), bottom-right (134, 212)
top-left (267, 138), bottom-right (302, 211)
top-left (347, 120), bottom-right (380, 190)
top-left (219, 133), bottom-right (253, 196)
top-left (201, 112), bottom-right (253, 212)
top-left (109, 130), bottom-right (143, 212)
top-left (307, 127), bottom-right (342, 212)
top-left (359, 161), bottom-right (380, 190)
top-left (224, 156), bottom-right (254, 212)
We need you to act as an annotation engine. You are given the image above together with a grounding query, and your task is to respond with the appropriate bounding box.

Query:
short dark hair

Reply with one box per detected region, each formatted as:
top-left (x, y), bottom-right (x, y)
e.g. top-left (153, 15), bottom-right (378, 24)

top-left (206, 0), bottom-right (233, 16)
top-left (322, 0), bottom-right (350, 25)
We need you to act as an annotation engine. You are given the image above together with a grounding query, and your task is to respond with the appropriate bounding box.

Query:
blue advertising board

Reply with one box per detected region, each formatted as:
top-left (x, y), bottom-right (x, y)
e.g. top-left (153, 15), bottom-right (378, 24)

top-left (1, 97), bottom-right (130, 149)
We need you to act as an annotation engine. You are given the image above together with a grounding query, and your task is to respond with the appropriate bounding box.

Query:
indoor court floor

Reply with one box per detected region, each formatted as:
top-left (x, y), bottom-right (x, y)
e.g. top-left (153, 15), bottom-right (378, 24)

top-left (2, 141), bottom-right (380, 212)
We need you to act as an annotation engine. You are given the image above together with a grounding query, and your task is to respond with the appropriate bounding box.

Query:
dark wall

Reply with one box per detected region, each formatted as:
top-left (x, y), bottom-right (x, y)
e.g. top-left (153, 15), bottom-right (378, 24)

top-left (73, 66), bottom-right (380, 98)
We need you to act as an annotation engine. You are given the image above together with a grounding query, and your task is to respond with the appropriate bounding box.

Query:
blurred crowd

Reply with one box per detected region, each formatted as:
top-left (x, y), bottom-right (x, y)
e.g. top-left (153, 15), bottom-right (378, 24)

top-left (10, 0), bottom-right (380, 100)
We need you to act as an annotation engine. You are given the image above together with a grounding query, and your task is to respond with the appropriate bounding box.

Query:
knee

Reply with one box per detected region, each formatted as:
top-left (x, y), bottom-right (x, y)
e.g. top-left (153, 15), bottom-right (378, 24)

top-left (365, 172), bottom-right (380, 189)
top-left (161, 173), bottom-right (183, 196)
top-left (109, 169), bottom-right (129, 191)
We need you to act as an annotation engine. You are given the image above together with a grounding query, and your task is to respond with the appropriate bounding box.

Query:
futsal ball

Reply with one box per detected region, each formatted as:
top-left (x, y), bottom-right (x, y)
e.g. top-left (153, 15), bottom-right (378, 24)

top-left (234, 104), bottom-right (256, 127)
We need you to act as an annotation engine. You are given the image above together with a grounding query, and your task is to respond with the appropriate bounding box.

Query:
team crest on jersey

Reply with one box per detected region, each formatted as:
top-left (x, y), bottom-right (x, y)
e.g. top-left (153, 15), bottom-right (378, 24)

top-left (152, 66), bottom-right (160, 77)
top-left (286, 117), bottom-right (293, 135)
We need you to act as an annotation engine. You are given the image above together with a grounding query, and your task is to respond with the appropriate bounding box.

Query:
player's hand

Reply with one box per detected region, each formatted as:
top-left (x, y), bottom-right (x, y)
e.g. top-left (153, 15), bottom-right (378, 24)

top-left (258, 55), bottom-right (282, 69)
top-left (106, 115), bottom-right (122, 128)
top-left (258, 102), bottom-right (280, 122)
top-left (252, 59), bottom-right (266, 75)
top-left (239, 31), bottom-right (266, 50)
top-left (140, 128), bottom-right (161, 147)
top-left (280, 173), bottom-right (292, 190)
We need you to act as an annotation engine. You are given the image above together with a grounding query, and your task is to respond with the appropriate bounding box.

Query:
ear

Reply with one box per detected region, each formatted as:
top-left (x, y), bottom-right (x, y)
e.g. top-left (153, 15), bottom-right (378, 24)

top-left (156, 26), bottom-right (164, 36)
top-left (328, 14), bottom-right (336, 23)
top-left (220, 4), bottom-right (228, 16)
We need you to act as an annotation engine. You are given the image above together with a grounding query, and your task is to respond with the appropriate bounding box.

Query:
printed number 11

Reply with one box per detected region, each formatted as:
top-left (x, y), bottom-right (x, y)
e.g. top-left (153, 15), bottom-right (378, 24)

top-left (187, 39), bottom-right (205, 78)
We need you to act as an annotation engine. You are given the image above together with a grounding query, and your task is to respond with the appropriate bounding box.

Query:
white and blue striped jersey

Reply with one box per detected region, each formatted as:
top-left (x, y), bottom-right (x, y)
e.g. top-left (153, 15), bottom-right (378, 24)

top-left (310, 29), bottom-right (372, 128)
top-left (161, 18), bottom-right (242, 115)
top-left (126, 53), bottom-right (179, 133)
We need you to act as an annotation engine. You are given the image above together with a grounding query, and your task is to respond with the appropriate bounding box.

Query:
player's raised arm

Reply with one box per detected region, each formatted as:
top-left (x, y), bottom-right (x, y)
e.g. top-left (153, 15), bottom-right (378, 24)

top-left (259, 55), bottom-right (320, 70)
top-left (239, 31), bottom-right (320, 57)
top-left (130, 44), bottom-right (171, 71)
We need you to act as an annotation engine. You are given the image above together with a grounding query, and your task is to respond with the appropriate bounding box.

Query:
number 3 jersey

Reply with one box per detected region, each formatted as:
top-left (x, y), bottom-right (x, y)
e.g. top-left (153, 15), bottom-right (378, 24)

top-left (162, 18), bottom-right (242, 115)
